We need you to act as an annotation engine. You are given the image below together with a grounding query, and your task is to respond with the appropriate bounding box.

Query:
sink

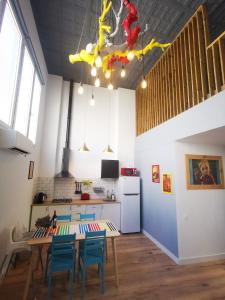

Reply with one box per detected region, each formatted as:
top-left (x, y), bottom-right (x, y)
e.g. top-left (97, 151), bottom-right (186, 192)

top-left (103, 199), bottom-right (117, 202)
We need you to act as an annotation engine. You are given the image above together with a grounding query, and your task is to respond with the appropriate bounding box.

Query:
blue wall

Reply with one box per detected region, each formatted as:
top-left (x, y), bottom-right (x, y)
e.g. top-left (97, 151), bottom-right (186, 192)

top-left (136, 142), bottom-right (178, 257)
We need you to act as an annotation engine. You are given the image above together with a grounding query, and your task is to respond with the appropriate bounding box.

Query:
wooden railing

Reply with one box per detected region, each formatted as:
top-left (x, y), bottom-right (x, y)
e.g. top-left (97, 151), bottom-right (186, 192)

top-left (207, 31), bottom-right (225, 93)
top-left (136, 5), bottom-right (225, 136)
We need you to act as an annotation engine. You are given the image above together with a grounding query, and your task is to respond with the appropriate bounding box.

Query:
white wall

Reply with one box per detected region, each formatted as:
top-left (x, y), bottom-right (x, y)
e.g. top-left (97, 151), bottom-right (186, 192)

top-left (36, 80), bottom-right (136, 200)
top-left (39, 75), bottom-right (63, 177)
top-left (176, 142), bottom-right (225, 263)
top-left (135, 90), bottom-right (225, 262)
top-left (41, 79), bottom-right (136, 180)
top-left (0, 0), bottom-right (48, 268)
top-left (69, 83), bottom-right (118, 179)
top-left (117, 88), bottom-right (136, 167)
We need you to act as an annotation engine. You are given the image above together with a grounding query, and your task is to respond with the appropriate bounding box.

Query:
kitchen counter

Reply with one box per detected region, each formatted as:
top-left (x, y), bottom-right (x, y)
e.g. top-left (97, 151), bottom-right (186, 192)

top-left (32, 199), bottom-right (120, 206)
top-left (30, 198), bottom-right (121, 231)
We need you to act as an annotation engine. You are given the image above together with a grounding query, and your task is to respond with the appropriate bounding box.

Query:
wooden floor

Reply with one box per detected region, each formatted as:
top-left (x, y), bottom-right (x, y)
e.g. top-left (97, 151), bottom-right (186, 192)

top-left (1, 233), bottom-right (225, 300)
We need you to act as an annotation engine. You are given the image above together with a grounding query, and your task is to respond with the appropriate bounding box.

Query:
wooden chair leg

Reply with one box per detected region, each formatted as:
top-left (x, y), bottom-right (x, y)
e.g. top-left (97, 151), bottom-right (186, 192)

top-left (105, 239), bottom-right (109, 262)
top-left (69, 269), bottom-right (74, 300)
top-left (14, 253), bottom-right (18, 268)
top-left (8, 252), bottom-right (15, 270)
top-left (23, 246), bottom-right (39, 300)
top-left (44, 252), bottom-right (49, 282)
top-left (81, 266), bottom-right (86, 300)
top-left (101, 263), bottom-right (105, 294)
top-left (48, 272), bottom-right (52, 300)
top-left (38, 246), bottom-right (44, 273)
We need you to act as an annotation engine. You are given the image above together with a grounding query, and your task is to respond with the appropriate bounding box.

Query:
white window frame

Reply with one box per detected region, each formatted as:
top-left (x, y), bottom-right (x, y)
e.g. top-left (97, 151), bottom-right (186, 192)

top-left (0, 0), bottom-right (43, 144)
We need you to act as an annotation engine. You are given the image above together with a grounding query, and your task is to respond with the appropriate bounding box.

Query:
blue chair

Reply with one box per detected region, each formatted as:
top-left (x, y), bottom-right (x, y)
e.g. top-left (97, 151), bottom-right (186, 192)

top-left (80, 213), bottom-right (95, 221)
top-left (78, 213), bottom-right (96, 264)
top-left (45, 214), bottom-right (72, 281)
top-left (78, 230), bottom-right (106, 299)
top-left (47, 234), bottom-right (76, 300)
top-left (57, 214), bottom-right (72, 222)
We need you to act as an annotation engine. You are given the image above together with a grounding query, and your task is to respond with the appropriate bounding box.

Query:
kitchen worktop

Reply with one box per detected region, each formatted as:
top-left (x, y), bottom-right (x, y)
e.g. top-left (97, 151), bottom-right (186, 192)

top-left (32, 199), bottom-right (120, 206)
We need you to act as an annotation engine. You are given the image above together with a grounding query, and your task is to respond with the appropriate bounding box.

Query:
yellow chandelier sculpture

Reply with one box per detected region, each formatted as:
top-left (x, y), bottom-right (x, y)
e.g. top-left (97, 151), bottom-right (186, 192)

top-left (69, 0), bottom-right (171, 88)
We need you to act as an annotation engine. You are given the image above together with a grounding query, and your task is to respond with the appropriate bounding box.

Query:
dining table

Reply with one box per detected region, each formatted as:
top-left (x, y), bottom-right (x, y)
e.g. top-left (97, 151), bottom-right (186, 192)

top-left (23, 219), bottom-right (120, 300)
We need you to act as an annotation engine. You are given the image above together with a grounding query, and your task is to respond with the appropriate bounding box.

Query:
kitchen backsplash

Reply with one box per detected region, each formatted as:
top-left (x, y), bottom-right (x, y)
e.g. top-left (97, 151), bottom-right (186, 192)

top-left (33, 177), bottom-right (54, 199)
top-left (33, 177), bottom-right (118, 200)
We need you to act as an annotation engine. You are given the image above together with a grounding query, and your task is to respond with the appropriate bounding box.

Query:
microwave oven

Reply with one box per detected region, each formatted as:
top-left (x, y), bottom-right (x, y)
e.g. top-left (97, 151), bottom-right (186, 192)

top-left (121, 167), bottom-right (137, 176)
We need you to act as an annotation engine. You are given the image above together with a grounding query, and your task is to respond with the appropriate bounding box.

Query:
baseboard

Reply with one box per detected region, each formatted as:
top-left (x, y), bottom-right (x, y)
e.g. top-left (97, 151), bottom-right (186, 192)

top-left (142, 229), bottom-right (225, 265)
top-left (178, 253), bottom-right (225, 265)
top-left (142, 229), bottom-right (179, 264)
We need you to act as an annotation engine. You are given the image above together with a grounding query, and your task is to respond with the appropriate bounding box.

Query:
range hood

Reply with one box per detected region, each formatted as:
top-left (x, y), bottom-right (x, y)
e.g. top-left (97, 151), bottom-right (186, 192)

top-left (0, 128), bottom-right (33, 154)
top-left (55, 80), bottom-right (74, 178)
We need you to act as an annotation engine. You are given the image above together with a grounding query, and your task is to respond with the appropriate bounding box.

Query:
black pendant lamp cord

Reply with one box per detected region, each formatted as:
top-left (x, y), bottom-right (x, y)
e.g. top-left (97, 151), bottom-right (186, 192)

top-left (142, 35), bottom-right (144, 78)
top-left (75, 0), bottom-right (88, 54)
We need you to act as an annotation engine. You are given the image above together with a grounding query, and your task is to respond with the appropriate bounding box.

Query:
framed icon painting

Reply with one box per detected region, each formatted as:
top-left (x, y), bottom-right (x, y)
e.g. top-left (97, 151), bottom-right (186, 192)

top-left (185, 155), bottom-right (224, 190)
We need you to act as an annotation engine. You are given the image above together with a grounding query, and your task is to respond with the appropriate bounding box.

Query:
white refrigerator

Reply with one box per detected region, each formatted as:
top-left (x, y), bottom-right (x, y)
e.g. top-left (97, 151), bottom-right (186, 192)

top-left (118, 176), bottom-right (140, 233)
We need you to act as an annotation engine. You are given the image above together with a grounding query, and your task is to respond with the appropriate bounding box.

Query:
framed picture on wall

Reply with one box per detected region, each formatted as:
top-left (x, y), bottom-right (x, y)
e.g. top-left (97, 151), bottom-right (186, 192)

top-left (28, 161), bottom-right (34, 180)
top-left (152, 165), bottom-right (160, 183)
top-left (162, 173), bottom-right (172, 194)
top-left (185, 154), bottom-right (224, 190)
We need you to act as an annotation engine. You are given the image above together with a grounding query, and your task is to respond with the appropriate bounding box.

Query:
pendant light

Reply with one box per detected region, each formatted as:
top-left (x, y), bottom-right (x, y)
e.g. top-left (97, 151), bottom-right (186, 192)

top-left (108, 82), bottom-right (113, 90)
top-left (79, 76), bottom-right (91, 152)
top-left (78, 64), bottom-right (85, 95)
top-left (78, 82), bottom-right (84, 95)
top-left (94, 76), bottom-right (100, 87)
top-left (127, 50), bottom-right (134, 61)
top-left (91, 64), bottom-right (97, 77)
top-left (103, 91), bottom-right (113, 153)
top-left (141, 36), bottom-right (147, 89)
top-left (105, 70), bottom-right (111, 79)
top-left (90, 93), bottom-right (95, 106)
top-left (103, 144), bottom-right (114, 153)
top-left (95, 51), bottom-right (102, 68)
top-left (78, 142), bottom-right (90, 152)
top-left (107, 66), bottom-right (113, 90)
top-left (120, 65), bottom-right (126, 78)
top-left (141, 77), bottom-right (147, 89)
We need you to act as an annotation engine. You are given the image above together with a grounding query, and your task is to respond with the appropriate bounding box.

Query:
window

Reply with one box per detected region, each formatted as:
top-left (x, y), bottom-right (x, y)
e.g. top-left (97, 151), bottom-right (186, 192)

top-left (0, 1), bottom-right (42, 144)
top-left (0, 2), bottom-right (21, 125)
top-left (28, 74), bottom-right (41, 143)
top-left (14, 48), bottom-right (34, 135)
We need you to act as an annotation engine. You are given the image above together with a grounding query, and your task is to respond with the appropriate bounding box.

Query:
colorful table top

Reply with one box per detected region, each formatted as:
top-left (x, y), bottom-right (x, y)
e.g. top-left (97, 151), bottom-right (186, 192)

top-left (32, 221), bottom-right (117, 239)
top-left (29, 220), bottom-right (120, 245)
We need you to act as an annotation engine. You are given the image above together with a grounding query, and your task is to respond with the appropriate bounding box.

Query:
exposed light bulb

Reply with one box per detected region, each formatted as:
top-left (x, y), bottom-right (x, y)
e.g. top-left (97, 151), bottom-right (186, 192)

top-left (78, 83), bottom-right (84, 95)
top-left (91, 65), bottom-right (97, 77)
top-left (90, 94), bottom-right (95, 106)
top-left (108, 83), bottom-right (113, 90)
top-left (95, 77), bottom-right (100, 87)
top-left (95, 52), bottom-right (102, 68)
top-left (127, 51), bottom-right (134, 61)
top-left (120, 66), bottom-right (126, 78)
top-left (105, 70), bottom-right (111, 79)
top-left (141, 77), bottom-right (147, 89)
top-left (86, 43), bottom-right (93, 54)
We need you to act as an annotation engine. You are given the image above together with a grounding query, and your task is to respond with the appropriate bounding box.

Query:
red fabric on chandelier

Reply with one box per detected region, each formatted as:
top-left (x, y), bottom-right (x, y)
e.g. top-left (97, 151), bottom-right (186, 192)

top-left (122, 0), bottom-right (141, 49)
top-left (107, 55), bottom-right (129, 69)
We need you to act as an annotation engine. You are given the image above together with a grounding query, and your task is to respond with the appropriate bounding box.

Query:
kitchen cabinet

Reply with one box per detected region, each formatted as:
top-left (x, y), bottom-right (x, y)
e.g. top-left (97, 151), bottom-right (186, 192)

top-left (30, 201), bottom-right (121, 230)
top-left (70, 205), bottom-right (86, 220)
top-left (101, 203), bottom-right (121, 230)
top-left (48, 205), bottom-right (70, 218)
top-left (86, 205), bottom-right (102, 220)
